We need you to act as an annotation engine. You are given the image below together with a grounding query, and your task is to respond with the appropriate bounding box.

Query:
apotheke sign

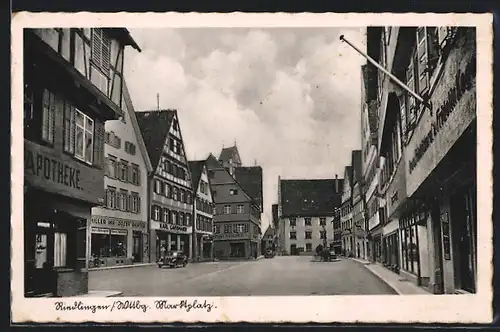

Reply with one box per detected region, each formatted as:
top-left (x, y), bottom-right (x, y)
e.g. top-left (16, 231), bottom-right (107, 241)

top-left (151, 221), bottom-right (192, 234)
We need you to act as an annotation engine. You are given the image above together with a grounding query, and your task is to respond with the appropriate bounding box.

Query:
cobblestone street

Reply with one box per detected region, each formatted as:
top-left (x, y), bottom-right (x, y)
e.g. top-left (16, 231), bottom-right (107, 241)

top-left (89, 256), bottom-right (396, 296)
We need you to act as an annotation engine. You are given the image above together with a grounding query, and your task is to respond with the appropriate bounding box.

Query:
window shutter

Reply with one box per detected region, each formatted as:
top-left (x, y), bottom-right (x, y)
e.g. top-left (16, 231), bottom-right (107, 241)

top-left (437, 27), bottom-right (449, 47)
top-left (104, 189), bottom-right (108, 207)
top-left (104, 157), bottom-right (109, 176)
top-left (137, 196), bottom-right (141, 213)
top-left (101, 31), bottom-right (111, 74)
top-left (426, 27), bottom-right (440, 70)
top-left (136, 167), bottom-right (141, 186)
top-left (128, 164), bottom-right (133, 183)
top-left (416, 27), bottom-right (430, 95)
top-left (92, 29), bottom-right (102, 67)
top-left (63, 102), bottom-right (71, 152)
top-left (93, 120), bottom-right (105, 169)
top-left (128, 194), bottom-right (132, 212)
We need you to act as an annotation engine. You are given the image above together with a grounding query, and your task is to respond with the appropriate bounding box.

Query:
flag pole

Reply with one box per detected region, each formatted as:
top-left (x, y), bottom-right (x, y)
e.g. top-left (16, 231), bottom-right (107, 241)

top-left (339, 35), bottom-right (432, 110)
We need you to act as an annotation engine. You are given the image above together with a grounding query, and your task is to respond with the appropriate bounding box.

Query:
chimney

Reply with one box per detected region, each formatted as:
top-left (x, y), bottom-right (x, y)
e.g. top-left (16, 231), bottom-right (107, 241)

top-left (335, 174), bottom-right (339, 193)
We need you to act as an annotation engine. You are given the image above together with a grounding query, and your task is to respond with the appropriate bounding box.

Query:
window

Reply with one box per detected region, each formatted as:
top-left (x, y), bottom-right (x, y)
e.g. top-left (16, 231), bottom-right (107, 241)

top-left (179, 189), bottom-right (185, 203)
top-left (224, 205), bottom-right (231, 214)
top-left (119, 160), bottom-right (129, 182)
top-left (305, 231), bottom-right (312, 239)
top-left (305, 243), bottom-right (312, 252)
top-left (75, 109), bottom-right (94, 164)
top-left (151, 205), bottom-right (160, 221)
top-left (237, 205), bottom-right (244, 214)
top-left (289, 217), bottom-right (296, 227)
top-left (186, 214), bottom-right (191, 227)
top-left (41, 89), bottom-right (56, 144)
top-left (186, 193), bottom-right (192, 205)
top-left (54, 232), bottom-right (67, 267)
top-left (131, 164), bottom-right (140, 186)
top-left (214, 224), bottom-right (220, 234)
top-left (130, 192), bottom-right (140, 213)
top-left (212, 190), bottom-right (217, 198)
top-left (224, 224), bottom-right (231, 233)
top-left (105, 155), bottom-right (117, 178)
top-left (125, 141), bottom-right (136, 155)
top-left (290, 231), bottom-right (297, 240)
top-left (154, 179), bottom-right (161, 195)
top-left (320, 217), bottom-right (326, 226)
top-left (171, 211), bottom-right (177, 224)
top-left (91, 28), bottom-right (111, 74)
top-left (172, 187), bottom-right (178, 201)
top-left (63, 102), bottom-right (75, 153)
top-left (106, 187), bottom-right (117, 209)
top-left (200, 181), bottom-right (206, 194)
top-left (320, 231), bottom-right (327, 239)
top-left (230, 189), bottom-right (238, 195)
top-left (119, 189), bottom-right (128, 211)
top-left (305, 218), bottom-right (312, 226)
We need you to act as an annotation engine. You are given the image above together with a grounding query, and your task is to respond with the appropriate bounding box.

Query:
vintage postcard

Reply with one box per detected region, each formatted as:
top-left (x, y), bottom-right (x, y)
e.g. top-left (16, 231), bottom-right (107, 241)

top-left (11, 12), bottom-right (493, 323)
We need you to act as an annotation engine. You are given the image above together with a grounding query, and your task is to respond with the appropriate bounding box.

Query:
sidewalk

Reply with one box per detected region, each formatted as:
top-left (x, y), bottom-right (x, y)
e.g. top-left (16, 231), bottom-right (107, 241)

top-left (349, 257), bottom-right (430, 295)
top-left (88, 262), bottom-right (156, 272)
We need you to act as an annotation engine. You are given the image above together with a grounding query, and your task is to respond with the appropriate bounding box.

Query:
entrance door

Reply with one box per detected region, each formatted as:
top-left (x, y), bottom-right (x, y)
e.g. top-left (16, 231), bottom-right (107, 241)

top-left (132, 231), bottom-right (142, 263)
top-left (32, 228), bottom-right (56, 295)
top-left (451, 186), bottom-right (477, 293)
top-left (290, 244), bottom-right (297, 255)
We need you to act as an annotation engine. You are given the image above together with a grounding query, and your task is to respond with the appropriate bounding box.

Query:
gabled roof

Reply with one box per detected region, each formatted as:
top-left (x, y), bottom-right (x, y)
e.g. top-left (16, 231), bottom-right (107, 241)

top-left (205, 153), bottom-right (256, 206)
top-left (351, 150), bottom-right (362, 185)
top-left (234, 166), bottom-right (263, 212)
top-left (135, 109), bottom-right (176, 171)
top-left (219, 145), bottom-right (241, 165)
top-left (121, 80), bottom-right (153, 173)
top-left (263, 226), bottom-right (275, 239)
top-left (280, 179), bottom-right (339, 217)
top-left (188, 160), bottom-right (206, 193)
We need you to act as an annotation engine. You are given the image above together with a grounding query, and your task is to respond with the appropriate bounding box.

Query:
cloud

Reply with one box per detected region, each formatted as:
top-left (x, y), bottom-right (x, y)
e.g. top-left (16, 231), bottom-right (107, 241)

top-left (124, 27), bottom-right (366, 228)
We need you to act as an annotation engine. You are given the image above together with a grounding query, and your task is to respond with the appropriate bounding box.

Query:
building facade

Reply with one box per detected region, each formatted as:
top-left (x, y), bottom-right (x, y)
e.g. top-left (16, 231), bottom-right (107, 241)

top-left (351, 150), bottom-right (367, 259)
top-left (24, 28), bottom-right (140, 296)
top-left (89, 81), bottom-right (152, 268)
top-left (278, 179), bottom-right (342, 256)
top-left (136, 110), bottom-right (194, 263)
top-left (261, 225), bottom-right (276, 253)
top-left (369, 26), bottom-right (477, 294)
top-left (206, 148), bottom-right (262, 260)
top-left (188, 160), bottom-right (215, 262)
top-left (340, 166), bottom-right (354, 256)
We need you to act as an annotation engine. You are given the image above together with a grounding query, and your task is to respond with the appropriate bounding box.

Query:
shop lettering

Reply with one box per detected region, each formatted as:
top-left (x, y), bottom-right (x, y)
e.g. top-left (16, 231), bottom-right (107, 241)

top-left (91, 217), bottom-right (146, 229)
top-left (409, 56), bottom-right (476, 173)
top-left (169, 224), bottom-right (188, 232)
top-left (25, 149), bottom-right (82, 190)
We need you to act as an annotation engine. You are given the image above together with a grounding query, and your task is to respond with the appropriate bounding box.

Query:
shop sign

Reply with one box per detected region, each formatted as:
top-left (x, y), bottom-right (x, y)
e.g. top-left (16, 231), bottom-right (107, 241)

top-left (150, 221), bottom-right (192, 234)
top-left (111, 229), bottom-right (128, 236)
top-left (91, 216), bottom-right (146, 230)
top-left (214, 233), bottom-right (249, 240)
top-left (406, 46), bottom-right (476, 196)
top-left (24, 140), bottom-right (105, 204)
top-left (441, 212), bottom-right (451, 260)
top-left (91, 227), bottom-right (110, 235)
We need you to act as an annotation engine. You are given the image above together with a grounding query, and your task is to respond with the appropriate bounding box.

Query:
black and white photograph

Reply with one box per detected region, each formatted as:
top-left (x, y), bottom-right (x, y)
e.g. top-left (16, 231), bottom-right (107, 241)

top-left (11, 12), bottom-right (492, 323)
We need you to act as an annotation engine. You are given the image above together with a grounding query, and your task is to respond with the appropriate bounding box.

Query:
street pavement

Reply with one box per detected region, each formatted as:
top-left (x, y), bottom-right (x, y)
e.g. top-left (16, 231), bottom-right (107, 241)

top-left (88, 256), bottom-right (397, 296)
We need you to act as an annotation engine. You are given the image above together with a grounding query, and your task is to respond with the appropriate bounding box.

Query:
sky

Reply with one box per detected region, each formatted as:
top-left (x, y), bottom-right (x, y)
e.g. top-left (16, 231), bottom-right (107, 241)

top-left (124, 27), bottom-right (367, 230)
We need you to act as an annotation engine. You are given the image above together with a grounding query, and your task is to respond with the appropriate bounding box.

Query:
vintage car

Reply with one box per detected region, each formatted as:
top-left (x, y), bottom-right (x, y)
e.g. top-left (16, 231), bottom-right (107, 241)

top-left (264, 249), bottom-right (275, 258)
top-left (158, 251), bottom-right (188, 268)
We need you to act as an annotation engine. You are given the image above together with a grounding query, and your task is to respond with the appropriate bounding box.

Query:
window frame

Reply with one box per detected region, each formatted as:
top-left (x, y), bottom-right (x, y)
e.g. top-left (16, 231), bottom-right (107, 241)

top-left (74, 108), bottom-right (94, 165)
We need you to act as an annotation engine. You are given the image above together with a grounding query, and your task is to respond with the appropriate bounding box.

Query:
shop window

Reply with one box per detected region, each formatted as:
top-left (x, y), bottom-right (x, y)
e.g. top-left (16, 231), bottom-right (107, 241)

top-left (305, 243), bottom-right (312, 252)
top-left (54, 232), bottom-right (67, 267)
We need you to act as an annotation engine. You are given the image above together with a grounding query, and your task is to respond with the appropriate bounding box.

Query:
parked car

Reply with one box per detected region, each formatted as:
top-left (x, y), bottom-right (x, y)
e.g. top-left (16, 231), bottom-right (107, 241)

top-left (264, 249), bottom-right (275, 258)
top-left (158, 251), bottom-right (188, 268)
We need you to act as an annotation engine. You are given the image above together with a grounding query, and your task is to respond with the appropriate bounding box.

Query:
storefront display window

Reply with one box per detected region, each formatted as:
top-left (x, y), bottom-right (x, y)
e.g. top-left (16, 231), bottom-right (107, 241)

top-left (91, 228), bottom-right (127, 258)
top-left (400, 210), bottom-right (428, 276)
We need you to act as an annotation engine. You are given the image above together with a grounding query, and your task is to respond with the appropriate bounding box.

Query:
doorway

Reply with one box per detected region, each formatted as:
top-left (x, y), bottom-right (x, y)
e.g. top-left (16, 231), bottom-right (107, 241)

top-left (451, 185), bottom-right (477, 293)
top-left (290, 244), bottom-right (297, 256)
top-left (132, 231), bottom-right (142, 263)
